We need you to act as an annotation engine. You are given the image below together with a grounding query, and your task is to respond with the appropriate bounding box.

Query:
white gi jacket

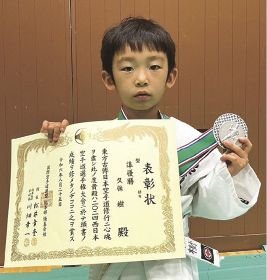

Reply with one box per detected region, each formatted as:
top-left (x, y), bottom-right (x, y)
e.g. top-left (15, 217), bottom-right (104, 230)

top-left (90, 117), bottom-right (261, 280)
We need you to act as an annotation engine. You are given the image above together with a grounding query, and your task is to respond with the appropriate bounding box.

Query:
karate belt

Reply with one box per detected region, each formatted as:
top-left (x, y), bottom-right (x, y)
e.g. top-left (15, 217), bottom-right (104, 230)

top-left (117, 109), bottom-right (218, 180)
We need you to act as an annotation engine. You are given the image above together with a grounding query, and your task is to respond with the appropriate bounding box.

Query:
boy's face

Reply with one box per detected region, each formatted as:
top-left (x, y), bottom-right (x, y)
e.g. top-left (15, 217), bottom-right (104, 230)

top-left (102, 46), bottom-right (177, 119)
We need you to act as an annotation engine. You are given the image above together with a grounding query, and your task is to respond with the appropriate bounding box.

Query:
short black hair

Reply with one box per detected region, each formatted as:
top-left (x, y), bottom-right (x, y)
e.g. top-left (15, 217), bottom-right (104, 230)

top-left (101, 17), bottom-right (176, 80)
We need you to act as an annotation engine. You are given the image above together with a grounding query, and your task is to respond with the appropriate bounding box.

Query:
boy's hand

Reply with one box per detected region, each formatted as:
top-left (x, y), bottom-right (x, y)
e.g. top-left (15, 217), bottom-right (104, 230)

top-left (220, 137), bottom-right (252, 176)
top-left (40, 119), bottom-right (69, 143)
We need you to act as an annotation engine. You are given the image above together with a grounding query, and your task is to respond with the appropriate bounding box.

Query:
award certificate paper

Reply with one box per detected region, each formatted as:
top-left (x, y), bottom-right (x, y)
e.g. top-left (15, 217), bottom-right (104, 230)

top-left (5, 120), bottom-right (185, 267)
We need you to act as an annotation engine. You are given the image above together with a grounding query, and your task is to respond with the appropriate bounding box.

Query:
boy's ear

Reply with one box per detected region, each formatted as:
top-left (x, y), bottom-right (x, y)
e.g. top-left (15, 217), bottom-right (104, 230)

top-left (166, 68), bottom-right (178, 89)
top-left (101, 71), bottom-right (115, 91)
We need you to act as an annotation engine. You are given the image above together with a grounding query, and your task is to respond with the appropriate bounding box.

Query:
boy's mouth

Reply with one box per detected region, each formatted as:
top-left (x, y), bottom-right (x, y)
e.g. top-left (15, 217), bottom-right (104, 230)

top-left (134, 92), bottom-right (151, 100)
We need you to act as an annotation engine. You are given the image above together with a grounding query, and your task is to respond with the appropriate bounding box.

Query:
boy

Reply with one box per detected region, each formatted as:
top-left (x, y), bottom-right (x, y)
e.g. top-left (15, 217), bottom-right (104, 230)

top-left (41, 17), bottom-right (260, 280)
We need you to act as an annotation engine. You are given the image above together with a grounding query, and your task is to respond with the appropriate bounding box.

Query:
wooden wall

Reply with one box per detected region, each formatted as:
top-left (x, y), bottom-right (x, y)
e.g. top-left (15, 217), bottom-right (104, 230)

top-left (0, 0), bottom-right (265, 265)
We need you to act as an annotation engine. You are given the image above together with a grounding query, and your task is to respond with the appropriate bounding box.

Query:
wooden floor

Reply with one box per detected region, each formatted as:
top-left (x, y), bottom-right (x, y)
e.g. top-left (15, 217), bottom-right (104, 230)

top-left (0, 265), bottom-right (61, 274)
top-left (219, 249), bottom-right (264, 256)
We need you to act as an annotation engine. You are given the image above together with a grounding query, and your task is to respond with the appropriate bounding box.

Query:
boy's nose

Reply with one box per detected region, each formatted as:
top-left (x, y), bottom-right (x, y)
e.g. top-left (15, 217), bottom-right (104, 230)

top-left (135, 70), bottom-right (149, 87)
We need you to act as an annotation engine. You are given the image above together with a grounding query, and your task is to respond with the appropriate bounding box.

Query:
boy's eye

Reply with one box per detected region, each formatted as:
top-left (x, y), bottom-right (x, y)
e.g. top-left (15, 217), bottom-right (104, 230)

top-left (121, 66), bottom-right (134, 72)
top-left (149, 65), bottom-right (162, 71)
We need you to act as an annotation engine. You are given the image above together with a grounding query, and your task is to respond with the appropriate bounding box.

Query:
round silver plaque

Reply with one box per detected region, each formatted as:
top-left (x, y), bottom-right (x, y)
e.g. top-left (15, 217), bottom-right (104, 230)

top-left (213, 113), bottom-right (248, 148)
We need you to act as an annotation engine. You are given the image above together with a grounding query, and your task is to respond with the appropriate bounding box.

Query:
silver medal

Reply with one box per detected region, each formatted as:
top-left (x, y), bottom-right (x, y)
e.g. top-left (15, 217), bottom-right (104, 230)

top-left (213, 113), bottom-right (248, 148)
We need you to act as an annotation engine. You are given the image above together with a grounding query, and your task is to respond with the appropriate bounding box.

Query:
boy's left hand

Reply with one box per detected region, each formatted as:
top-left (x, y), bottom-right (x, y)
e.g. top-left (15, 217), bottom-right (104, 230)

top-left (220, 137), bottom-right (252, 176)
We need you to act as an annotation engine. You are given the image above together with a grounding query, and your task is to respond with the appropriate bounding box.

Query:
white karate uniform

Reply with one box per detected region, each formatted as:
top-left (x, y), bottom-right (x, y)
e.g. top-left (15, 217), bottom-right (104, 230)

top-left (90, 117), bottom-right (261, 280)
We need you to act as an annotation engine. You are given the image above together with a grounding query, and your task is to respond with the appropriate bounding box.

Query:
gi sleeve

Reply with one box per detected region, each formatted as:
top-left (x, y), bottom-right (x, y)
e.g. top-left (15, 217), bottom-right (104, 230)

top-left (191, 160), bottom-right (261, 220)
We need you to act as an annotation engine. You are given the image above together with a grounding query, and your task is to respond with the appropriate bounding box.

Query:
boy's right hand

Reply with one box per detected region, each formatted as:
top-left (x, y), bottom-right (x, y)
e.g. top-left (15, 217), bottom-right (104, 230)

top-left (40, 119), bottom-right (69, 143)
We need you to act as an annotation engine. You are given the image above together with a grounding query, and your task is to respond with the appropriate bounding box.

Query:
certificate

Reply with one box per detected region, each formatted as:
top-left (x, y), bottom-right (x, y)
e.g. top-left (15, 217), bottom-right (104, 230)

top-left (5, 120), bottom-right (185, 267)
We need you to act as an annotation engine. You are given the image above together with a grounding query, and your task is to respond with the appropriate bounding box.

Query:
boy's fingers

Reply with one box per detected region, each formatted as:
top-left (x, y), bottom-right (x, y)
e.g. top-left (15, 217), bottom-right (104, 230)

top-left (47, 129), bottom-right (53, 142)
top-left (41, 119), bottom-right (69, 142)
top-left (221, 152), bottom-right (239, 163)
top-left (47, 122), bottom-right (59, 142)
top-left (238, 137), bottom-right (252, 154)
top-left (40, 120), bottom-right (49, 133)
top-left (222, 140), bottom-right (246, 158)
top-left (223, 137), bottom-right (252, 157)
top-left (60, 119), bottom-right (69, 132)
top-left (53, 126), bottom-right (61, 142)
top-left (220, 151), bottom-right (249, 176)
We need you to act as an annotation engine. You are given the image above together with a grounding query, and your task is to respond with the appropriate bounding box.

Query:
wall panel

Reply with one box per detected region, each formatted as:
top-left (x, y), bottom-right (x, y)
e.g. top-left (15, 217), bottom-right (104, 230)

top-left (86, 0), bottom-right (107, 121)
top-left (204, 0), bottom-right (219, 126)
top-left (258, 0), bottom-right (266, 234)
top-left (0, 0), bottom-right (8, 267)
top-left (104, 0), bottom-right (122, 120)
top-left (163, 0), bottom-right (179, 118)
top-left (244, 0), bottom-right (260, 235)
top-left (71, 0), bottom-right (93, 122)
top-left (1, 1), bottom-right (23, 267)
top-left (120, 0), bottom-right (134, 19)
top-left (134, 0), bottom-right (150, 18)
